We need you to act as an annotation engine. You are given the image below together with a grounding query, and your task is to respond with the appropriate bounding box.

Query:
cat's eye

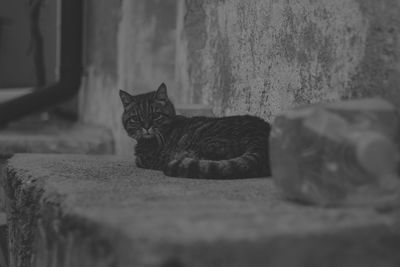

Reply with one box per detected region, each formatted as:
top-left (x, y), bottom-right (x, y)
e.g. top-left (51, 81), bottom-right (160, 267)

top-left (129, 117), bottom-right (137, 123)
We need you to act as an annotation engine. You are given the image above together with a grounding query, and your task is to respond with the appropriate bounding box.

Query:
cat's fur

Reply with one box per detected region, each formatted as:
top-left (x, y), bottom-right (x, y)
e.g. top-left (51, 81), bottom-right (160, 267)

top-left (119, 83), bottom-right (271, 179)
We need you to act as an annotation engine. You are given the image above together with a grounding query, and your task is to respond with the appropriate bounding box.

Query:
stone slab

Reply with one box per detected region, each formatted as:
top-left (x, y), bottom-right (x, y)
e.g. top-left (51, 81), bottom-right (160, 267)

top-left (2, 154), bottom-right (400, 267)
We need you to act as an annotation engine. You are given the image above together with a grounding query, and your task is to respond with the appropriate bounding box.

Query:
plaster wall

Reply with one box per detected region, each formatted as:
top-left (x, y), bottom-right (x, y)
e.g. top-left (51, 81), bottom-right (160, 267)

top-left (178, 0), bottom-right (400, 119)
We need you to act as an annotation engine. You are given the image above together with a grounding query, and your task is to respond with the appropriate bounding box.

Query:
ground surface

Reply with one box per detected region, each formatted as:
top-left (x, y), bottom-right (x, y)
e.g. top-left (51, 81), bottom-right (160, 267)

top-left (3, 154), bottom-right (400, 267)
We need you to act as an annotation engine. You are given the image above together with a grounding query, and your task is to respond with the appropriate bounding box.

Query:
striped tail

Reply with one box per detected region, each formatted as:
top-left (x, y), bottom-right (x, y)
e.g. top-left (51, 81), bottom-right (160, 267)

top-left (163, 152), bottom-right (270, 179)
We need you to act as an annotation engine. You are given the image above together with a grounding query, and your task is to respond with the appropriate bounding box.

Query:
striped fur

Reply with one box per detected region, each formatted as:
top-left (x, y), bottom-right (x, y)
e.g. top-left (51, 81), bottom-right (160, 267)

top-left (120, 83), bottom-right (271, 179)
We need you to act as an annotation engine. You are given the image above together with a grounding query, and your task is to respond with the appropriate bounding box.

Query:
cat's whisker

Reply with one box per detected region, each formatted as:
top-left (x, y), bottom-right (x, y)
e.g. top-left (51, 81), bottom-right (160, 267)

top-left (155, 130), bottom-right (165, 145)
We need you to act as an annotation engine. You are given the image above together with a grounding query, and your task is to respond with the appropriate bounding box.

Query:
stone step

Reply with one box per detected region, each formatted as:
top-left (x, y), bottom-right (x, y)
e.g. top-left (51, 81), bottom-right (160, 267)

top-left (0, 119), bottom-right (115, 267)
top-left (2, 154), bottom-right (400, 267)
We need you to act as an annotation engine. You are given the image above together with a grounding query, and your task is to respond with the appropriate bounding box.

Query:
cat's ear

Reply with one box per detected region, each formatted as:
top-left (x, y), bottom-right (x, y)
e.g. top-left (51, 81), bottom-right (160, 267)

top-left (119, 90), bottom-right (134, 108)
top-left (155, 83), bottom-right (168, 102)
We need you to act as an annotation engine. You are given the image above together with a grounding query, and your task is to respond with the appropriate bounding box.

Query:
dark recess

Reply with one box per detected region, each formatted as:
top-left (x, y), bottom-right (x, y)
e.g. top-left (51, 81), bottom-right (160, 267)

top-left (0, 0), bottom-right (83, 125)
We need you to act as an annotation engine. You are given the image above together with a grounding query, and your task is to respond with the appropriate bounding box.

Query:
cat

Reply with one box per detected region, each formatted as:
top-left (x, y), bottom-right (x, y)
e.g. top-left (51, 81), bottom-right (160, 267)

top-left (119, 83), bottom-right (271, 179)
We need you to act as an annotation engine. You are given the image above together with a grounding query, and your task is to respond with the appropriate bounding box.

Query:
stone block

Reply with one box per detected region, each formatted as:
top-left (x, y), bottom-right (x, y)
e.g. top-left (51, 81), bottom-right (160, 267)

top-left (2, 154), bottom-right (400, 267)
top-left (270, 97), bottom-right (400, 207)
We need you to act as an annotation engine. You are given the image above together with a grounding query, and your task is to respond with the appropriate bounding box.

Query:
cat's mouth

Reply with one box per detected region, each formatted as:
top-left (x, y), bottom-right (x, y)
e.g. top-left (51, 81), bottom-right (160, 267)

top-left (128, 132), bottom-right (152, 140)
top-left (142, 133), bottom-right (153, 139)
top-left (141, 127), bottom-right (155, 139)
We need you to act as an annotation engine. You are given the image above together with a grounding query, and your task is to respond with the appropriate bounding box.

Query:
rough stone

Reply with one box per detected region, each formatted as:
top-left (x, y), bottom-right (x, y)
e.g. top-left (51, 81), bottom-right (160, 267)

top-left (270, 98), bottom-right (400, 207)
top-left (3, 154), bottom-right (400, 267)
top-left (0, 119), bottom-right (114, 266)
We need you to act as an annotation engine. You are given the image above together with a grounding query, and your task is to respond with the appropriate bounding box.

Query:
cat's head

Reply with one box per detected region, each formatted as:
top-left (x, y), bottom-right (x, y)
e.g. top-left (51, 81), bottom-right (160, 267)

top-left (119, 83), bottom-right (176, 142)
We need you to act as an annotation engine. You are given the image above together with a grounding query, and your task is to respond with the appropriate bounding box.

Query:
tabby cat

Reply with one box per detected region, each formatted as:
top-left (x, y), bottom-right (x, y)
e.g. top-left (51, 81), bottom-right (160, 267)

top-left (119, 83), bottom-right (271, 179)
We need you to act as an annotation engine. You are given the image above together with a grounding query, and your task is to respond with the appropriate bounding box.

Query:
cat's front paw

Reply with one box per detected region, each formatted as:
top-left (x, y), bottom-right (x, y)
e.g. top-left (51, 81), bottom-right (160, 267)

top-left (163, 160), bottom-right (180, 177)
top-left (163, 158), bottom-right (200, 178)
top-left (135, 156), bottom-right (153, 169)
top-left (135, 157), bottom-right (144, 168)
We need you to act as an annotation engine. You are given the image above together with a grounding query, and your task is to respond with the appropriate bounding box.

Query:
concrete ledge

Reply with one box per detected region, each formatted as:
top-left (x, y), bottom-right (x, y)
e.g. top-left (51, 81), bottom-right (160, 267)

top-left (0, 120), bottom-right (114, 267)
top-left (2, 154), bottom-right (400, 267)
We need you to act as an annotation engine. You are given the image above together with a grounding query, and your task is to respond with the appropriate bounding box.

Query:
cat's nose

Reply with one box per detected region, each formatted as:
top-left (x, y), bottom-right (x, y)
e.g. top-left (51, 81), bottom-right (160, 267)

top-left (142, 122), bottom-right (152, 130)
top-left (142, 127), bottom-right (153, 135)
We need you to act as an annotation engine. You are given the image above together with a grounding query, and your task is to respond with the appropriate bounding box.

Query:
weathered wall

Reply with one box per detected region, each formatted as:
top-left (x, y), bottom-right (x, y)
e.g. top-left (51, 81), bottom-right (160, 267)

top-left (177, 0), bottom-right (400, 119)
top-left (79, 0), bottom-right (400, 155)
top-left (79, 0), bottom-right (177, 155)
